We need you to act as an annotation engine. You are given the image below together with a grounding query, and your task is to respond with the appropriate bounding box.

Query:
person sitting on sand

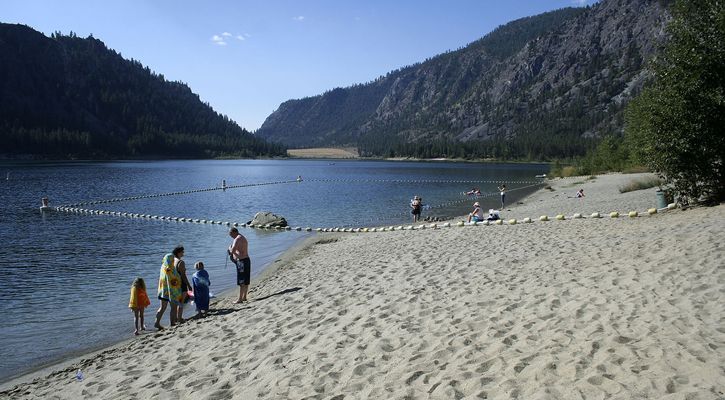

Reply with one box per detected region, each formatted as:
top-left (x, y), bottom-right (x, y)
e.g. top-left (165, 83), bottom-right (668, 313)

top-left (576, 188), bottom-right (585, 198)
top-left (467, 202), bottom-right (483, 222)
top-left (128, 277), bottom-right (151, 335)
top-left (192, 261), bottom-right (211, 317)
top-left (154, 250), bottom-right (184, 330)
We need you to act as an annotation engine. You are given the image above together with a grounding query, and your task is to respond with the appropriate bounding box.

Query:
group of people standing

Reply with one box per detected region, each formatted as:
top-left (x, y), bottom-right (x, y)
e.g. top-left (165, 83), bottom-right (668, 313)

top-left (127, 227), bottom-right (252, 334)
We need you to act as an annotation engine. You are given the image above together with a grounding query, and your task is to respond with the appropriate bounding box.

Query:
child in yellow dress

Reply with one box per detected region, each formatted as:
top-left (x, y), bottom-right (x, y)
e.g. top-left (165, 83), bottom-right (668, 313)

top-left (129, 277), bottom-right (151, 335)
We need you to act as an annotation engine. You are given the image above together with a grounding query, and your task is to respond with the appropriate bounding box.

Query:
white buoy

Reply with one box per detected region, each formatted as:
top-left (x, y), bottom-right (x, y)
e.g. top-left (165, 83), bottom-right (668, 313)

top-left (591, 212), bottom-right (601, 218)
top-left (647, 208), bottom-right (657, 215)
top-left (523, 217), bottom-right (532, 223)
top-left (508, 219), bottom-right (517, 225)
top-left (556, 214), bottom-right (565, 220)
top-left (667, 203), bottom-right (676, 210)
top-left (573, 213), bottom-right (582, 219)
top-left (540, 215), bottom-right (549, 221)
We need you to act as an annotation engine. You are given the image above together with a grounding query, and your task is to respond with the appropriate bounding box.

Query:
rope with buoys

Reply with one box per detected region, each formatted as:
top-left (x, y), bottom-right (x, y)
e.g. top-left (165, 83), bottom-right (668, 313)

top-left (58, 179), bottom-right (300, 208)
top-left (50, 177), bottom-right (677, 234)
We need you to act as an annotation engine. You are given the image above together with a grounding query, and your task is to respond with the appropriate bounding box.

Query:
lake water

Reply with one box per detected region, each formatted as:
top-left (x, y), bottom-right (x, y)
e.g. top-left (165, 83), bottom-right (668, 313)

top-left (0, 159), bottom-right (546, 382)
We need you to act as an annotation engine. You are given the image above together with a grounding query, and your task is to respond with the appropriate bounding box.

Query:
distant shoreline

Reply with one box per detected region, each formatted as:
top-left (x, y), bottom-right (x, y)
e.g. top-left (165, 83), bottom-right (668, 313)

top-left (1, 151), bottom-right (553, 166)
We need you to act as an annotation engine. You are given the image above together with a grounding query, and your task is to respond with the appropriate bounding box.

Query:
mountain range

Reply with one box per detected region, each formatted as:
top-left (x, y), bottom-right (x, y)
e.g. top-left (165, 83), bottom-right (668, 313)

top-left (256, 0), bottom-right (671, 160)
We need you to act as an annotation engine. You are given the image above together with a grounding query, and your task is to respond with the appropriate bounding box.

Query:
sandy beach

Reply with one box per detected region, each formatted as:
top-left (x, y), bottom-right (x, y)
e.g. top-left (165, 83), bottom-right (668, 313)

top-left (2, 173), bottom-right (723, 399)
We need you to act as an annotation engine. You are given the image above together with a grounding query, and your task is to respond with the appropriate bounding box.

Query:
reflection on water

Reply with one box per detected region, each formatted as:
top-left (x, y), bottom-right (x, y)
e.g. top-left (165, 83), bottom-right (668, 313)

top-left (0, 159), bottom-right (545, 381)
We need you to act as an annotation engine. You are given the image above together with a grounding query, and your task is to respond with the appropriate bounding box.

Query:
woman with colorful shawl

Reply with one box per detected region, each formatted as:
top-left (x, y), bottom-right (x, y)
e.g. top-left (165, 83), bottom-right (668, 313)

top-left (192, 261), bottom-right (211, 316)
top-left (153, 248), bottom-right (184, 330)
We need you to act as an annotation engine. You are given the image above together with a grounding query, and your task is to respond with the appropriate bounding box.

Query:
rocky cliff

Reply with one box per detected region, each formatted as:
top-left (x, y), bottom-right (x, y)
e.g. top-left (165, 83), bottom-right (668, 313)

top-left (257, 0), bottom-right (670, 158)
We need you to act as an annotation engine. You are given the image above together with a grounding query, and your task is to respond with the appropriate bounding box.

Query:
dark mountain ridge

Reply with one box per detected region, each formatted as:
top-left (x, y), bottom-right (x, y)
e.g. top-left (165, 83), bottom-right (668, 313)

top-left (257, 0), bottom-right (670, 160)
top-left (0, 23), bottom-right (285, 158)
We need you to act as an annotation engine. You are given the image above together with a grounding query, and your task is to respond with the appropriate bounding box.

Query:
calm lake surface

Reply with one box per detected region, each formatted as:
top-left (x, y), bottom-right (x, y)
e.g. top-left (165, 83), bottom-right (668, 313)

top-left (0, 159), bottom-right (546, 382)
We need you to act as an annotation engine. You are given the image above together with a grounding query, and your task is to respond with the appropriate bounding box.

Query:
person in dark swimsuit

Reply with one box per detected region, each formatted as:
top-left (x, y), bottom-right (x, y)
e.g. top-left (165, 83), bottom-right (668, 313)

top-left (411, 196), bottom-right (422, 222)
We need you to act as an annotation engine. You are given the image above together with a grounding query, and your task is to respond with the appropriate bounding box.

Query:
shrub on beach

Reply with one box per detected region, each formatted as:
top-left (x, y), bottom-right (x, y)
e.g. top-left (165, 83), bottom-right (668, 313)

top-left (618, 177), bottom-right (663, 193)
top-left (625, 0), bottom-right (725, 202)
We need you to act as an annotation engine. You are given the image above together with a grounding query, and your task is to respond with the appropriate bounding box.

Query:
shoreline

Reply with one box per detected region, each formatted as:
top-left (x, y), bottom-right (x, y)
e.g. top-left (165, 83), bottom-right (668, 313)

top-left (0, 232), bottom-right (321, 391)
top-left (0, 173), bottom-right (617, 389)
top-left (2, 172), bottom-right (723, 398)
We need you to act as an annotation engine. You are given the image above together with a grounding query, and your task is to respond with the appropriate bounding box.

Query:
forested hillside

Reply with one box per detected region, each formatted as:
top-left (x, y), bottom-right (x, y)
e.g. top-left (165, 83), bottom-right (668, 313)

top-left (257, 0), bottom-right (670, 160)
top-left (0, 24), bottom-right (285, 159)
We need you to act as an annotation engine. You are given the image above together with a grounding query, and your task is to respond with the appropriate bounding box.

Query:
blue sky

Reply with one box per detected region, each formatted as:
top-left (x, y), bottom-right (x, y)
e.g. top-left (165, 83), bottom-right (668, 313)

top-left (0, 1), bottom-right (594, 130)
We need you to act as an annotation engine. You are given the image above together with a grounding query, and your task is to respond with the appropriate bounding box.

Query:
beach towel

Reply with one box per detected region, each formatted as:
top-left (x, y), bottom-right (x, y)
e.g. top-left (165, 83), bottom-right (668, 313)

top-left (192, 269), bottom-right (211, 311)
top-left (157, 253), bottom-right (183, 305)
top-left (128, 287), bottom-right (151, 309)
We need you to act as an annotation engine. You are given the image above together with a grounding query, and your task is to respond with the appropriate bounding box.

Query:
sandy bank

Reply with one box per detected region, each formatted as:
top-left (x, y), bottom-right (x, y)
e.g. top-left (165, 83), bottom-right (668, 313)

top-left (2, 173), bottom-right (723, 399)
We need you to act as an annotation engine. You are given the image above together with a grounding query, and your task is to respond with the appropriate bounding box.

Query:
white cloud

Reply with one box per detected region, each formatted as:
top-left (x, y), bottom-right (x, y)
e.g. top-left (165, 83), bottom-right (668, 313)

top-left (292, 16), bottom-right (305, 21)
top-left (212, 32), bottom-right (251, 46)
top-left (211, 34), bottom-right (227, 46)
top-left (571, 0), bottom-right (589, 4)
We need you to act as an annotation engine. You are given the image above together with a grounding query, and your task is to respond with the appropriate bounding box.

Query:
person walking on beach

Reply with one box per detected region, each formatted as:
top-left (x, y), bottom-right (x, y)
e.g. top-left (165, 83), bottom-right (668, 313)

top-left (154, 249), bottom-right (184, 330)
top-left (498, 184), bottom-right (507, 209)
top-left (411, 196), bottom-right (422, 222)
top-left (192, 261), bottom-right (211, 317)
top-left (228, 228), bottom-right (251, 303)
top-left (128, 277), bottom-right (151, 335)
top-left (174, 247), bottom-right (192, 323)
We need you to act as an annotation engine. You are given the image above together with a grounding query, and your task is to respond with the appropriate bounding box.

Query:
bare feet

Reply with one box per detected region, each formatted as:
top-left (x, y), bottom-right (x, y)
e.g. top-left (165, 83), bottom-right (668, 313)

top-left (233, 299), bottom-right (244, 304)
top-left (141, 325), bottom-right (147, 331)
top-left (154, 323), bottom-right (164, 331)
top-left (134, 330), bottom-right (139, 335)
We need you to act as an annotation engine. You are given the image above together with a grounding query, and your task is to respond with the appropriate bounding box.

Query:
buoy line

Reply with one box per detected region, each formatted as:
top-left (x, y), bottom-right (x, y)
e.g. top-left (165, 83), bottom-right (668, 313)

top-left (51, 177), bottom-right (676, 234)
top-left (57, 179), bottom-right (299, 208)
top-left (306, 178), bottom-right (545, 185)
top-left (53, 202), bottom-right (678, 235)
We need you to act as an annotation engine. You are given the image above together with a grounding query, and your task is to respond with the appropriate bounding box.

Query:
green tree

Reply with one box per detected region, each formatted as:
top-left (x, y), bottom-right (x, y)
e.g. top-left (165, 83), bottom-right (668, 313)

top-left (626, 0), bottom-right (725, 201)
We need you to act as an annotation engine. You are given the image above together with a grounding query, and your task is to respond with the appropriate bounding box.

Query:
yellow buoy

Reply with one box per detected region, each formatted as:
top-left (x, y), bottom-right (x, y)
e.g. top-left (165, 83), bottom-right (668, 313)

top-left (647, 208), bottom-right (657, 215)
top-left (540, 215), bottom-right (549, 221)
top-left (556, 214), bottom-right (565, 220)
top-left (628, 211), bottom-right (638, 218)
top-left (610, 212), bottom-right (619, 218)
top-left (508, 219), bottom-right (517, 225)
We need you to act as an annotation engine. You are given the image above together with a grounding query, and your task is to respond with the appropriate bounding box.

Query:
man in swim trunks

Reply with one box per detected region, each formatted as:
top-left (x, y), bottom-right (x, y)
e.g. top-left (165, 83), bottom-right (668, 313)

top-left (411, 196), bottom-right (422, 222)
top-left (228, 227), bottom-right (250, 303)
